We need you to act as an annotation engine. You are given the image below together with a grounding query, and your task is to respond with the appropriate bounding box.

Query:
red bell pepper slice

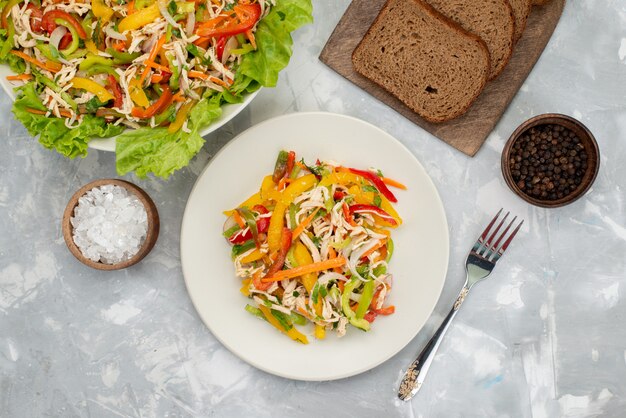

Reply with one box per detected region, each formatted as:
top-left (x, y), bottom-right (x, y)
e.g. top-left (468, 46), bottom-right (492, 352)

top-left (196, 3), bottom-right (261, 38)
top-left (41, 10), bottom-right (87, 39)
top-left (131, 85), bottom-right (173, 118)
top-left (285, 150), bottom-right (296, 178)
top-left (215, 36), bottom-right (227, 61)
top-left (374, 305), bottom-right (395, 315)
top-left (252, 205), bottom-right (270, 235)
top-left (26, 4), bottom-right (43, 33)
top-left (58, 31), bottom-right (72, 50)
top-left (364, 311), bottom-right (377, 323)
top-left (228, 205), bottom-right (270, 244)
top-left (348, 167), bottom-right (397, 203)
top-left (349, 204), bottom-right (397, 226)
top-left (364, 305), bottom-right (395, 323)
top-left (254, 227), bottom-right (292, 290)
top-left (342, 202), bottom-right (356, 226)
top-left (108, 75), bottom-right (123, 108)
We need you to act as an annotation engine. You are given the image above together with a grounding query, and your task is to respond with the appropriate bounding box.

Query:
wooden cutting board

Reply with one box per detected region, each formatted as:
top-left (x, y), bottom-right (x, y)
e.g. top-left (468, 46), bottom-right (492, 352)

top-left (320, 0), bottom-right (565, 156)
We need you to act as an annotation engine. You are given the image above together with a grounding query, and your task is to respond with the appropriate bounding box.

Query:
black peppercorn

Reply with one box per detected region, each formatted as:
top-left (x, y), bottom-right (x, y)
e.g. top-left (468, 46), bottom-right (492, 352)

top-left (508, 124), bottom-right (589, 201)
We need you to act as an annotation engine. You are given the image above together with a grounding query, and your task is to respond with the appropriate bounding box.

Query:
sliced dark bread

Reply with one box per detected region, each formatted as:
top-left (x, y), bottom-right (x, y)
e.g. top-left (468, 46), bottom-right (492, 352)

top-left (510, 0), bottom-right (532, 42)
top-left (532, 0), bottom-right (551, 5)
top-left (427, 0), bottom-right (515, 79)
top-left (351, 0), bottom-right (490, 123)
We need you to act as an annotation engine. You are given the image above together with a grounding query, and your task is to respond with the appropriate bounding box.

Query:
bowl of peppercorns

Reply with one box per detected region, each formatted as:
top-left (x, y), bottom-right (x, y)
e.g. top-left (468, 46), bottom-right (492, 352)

top-left (502, 114), bottom-right (600, 208)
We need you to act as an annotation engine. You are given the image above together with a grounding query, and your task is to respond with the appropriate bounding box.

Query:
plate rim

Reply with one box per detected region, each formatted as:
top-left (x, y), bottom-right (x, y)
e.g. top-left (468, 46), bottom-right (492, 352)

top-left (180, 111), bottom-right (450, 381)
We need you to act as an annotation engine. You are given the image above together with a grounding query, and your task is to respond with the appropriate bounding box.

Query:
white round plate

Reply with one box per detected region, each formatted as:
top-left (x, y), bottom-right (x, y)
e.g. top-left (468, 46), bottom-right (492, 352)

top-left (0, 65), bottom-right (259, 151)
top-left (180, 112), bottom-right (449, 381)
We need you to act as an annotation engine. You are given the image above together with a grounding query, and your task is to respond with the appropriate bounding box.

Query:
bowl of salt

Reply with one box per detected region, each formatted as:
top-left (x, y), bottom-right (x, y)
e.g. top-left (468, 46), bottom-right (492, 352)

top-left (62, 179), bottom-right (160, 270)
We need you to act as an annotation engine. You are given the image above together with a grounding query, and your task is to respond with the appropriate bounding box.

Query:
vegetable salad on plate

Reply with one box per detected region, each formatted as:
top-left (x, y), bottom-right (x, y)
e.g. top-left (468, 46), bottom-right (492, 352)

top-left (224, 150), bottom-right (405, 344)
top-left (0, 0), bottom-right (312, 178)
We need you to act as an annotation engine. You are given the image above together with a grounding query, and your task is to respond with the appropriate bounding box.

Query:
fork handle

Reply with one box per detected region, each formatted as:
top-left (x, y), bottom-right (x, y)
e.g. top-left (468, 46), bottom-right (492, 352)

top-left (399, 285), bottom-right (470, 399)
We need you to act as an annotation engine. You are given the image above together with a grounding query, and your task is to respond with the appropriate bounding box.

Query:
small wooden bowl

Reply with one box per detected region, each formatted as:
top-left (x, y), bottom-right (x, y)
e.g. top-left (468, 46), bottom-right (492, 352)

top-left (62, 179), bottom-right (160, 270)
top-left (501, 113), bottom-right (600, 208)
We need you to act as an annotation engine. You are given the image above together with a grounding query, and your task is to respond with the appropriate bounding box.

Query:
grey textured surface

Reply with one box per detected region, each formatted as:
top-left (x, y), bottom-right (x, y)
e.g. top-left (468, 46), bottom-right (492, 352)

top-left (1, 1), bottom-right (625, 417)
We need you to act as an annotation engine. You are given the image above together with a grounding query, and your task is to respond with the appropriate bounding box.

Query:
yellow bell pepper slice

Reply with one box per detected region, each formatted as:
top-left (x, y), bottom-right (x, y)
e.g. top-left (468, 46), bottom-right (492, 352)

top-left (168, 101), bottom-right (194, 133)
top-left (223, 192), bottom-right (263, 217)
top-left (258, 304), bottom-right (308, 344)
top-left (267, 174), bottom-right (317, 252)
top-left (314, 324), bottom-right (326, 340)
top-left (240, 278), bottom-right (251, 297)
top-left (293, 241), bottom-right (317, 292)
top-left (318, 171), bottom-right (364, 188)
top-left (348, 185), bottom-right (402, 227)
top-left (129, 77), bottom-right (150, 108)
top-left (92, 0), bottom-right (114, 23)
top-left (69, 77), bottom-right (113, 103)
top-left (260, 175), bottom-right (279, 201)
top-left (85, 40), bottom-right (100, 55)
top-left (118, 3), bottom-right (161, 33)
top-left (241, 248), bottom-right (264, 264)
top-left (292, 241), bottom-right (325, 339)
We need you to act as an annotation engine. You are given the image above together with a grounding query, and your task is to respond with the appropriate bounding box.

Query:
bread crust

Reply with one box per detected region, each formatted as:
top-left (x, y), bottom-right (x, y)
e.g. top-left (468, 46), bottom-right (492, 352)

top-left (426, 0), bottom-right (515, 80)
top-left (352, 0), bottom-right (490, 123)
top-left (510, 0), bottom-right (532, 43)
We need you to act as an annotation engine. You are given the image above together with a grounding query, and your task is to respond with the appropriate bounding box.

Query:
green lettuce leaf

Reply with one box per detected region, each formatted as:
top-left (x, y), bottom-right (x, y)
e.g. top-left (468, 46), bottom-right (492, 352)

top-left (12, 82), bottom-right (124, 158)
top-left (115, 94), bottom-right (223, 179)
top-left (4, 0), bottom-right (313, 179)
top-left (237, 0), bottom-right (313, 87)
top-left (0, 27), bottom-right (26, 73)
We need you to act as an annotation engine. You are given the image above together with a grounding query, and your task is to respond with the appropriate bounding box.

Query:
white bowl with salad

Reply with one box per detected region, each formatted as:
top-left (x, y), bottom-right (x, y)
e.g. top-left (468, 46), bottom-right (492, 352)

top-left (0, 0), bottom-right (312, 178)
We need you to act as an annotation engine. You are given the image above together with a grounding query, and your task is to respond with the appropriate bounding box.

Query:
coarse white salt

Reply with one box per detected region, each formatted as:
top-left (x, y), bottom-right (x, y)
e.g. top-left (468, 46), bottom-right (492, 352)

top-left (71, 184), bottom-right (148, 265)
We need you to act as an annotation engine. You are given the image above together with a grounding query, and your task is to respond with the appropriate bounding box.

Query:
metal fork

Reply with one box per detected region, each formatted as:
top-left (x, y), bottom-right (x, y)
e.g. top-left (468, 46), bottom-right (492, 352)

top-left (397, 209), bottom-right (523, 401)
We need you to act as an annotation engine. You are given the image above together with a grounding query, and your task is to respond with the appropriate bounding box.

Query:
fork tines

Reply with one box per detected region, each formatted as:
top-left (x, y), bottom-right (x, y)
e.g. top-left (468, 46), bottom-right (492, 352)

top-left (472, 209), bottom-right (523, 262)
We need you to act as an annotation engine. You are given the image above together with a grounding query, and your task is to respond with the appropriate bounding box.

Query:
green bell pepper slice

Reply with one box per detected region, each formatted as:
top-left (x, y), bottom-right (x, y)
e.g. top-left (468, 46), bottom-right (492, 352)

top-left (35, 42), bottom-right (61, 63)
top-left (31, 68), bottom-right (77, 110)
top-left (85, 64), bottom-right (119, 80)
top-left (0, 17), bottom-right (15, 59)
top-left (167, 53), bottom-right (180, 90)
top-left (355, 280), bottom-right (375, 319)
top-left (54, 18), bottom-right (80, 56)
top-left (341, 279), bottom-right (370, 331)
top-left (153, 103), bottom-right (176, 125)
top-left (79, 54), bottom-right (114, 71)
top-left (105, 47), bottom-right (140, 64)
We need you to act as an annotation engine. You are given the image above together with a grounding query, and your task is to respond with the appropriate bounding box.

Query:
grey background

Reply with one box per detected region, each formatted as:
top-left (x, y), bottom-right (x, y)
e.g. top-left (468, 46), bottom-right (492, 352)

top-left (1, 0), bottom-right (625, 417)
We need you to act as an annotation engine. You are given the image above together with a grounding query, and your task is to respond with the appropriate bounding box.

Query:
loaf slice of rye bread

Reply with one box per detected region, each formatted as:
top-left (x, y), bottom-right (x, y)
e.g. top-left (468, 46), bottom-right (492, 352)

top-left (509, 0), bottom-right (532, 42)
top-left (351, 0), bottom-right (490, 123)
top-left (427, 0), bottom-right (515, 80)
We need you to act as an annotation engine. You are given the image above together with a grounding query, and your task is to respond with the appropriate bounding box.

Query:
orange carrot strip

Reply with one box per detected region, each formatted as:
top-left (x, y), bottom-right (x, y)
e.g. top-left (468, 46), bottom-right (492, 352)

top-left (276, 177), bottom-right (288, 191)
top-left (360, 238), bottom-right (387, 260)
top-left (382, 177), bottom-right (407, 190)
top-left (140, 35), bottom-right (165, 84)
top-left (187, 70), bottom-right (208, 80)
top-left (6, 74), bottom-right (33, 81)
top-left (10, 51), bottom-right (60, 73)
top-left (292, 207), bottom-right (320, 239)
top-left (262, 257), bottom-right (347, 282)
top-left (127, 0), bottom-right (135, 14)
top-left (245, 29), bottom-right (256, 50)
top-left (327, 246), bottom-right (343, 273)
top-left (172, 92), bottom-right (185, 102)
top-left (112, 40), bottom-right (126, 52)
top-left (232, 210), bottom-right (246, 228)
top-left (208, 75), bottom-right (231, 88)
top-left (146, 61), bottom-right (170, 72)
top-left (25, 107), bottom-right (72, 118)
top-left (150, 74), bottom-right (164, 83)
